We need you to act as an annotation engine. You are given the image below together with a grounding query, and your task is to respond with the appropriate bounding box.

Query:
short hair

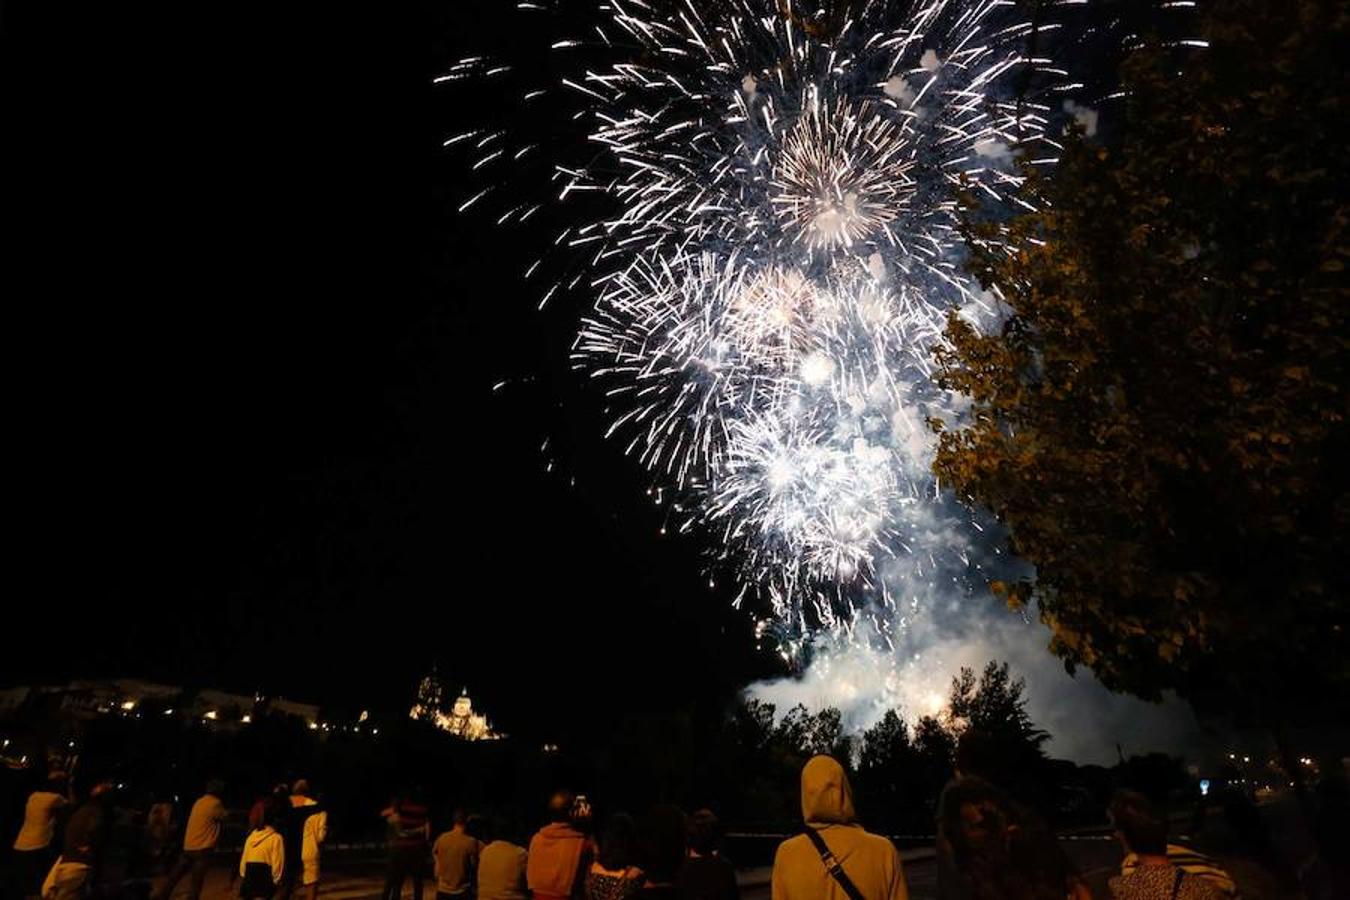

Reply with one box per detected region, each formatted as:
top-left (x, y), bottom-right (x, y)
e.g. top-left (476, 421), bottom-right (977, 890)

top-left (598, 813), bottom-right (639, 871)
top-left (547, 790), bottom-right (575, 823)
top-left (291, 779), bottom-right (311, 797)
top-left (490, 814), bottom-right (522, 846)
top-left (687, 809), bottom-right (721, 855)
top-left (259, 797), bottom-right (285, 830)
top-left (1109, 790), bottom-right (1168, 855)
top-left (465, 814), bottom-right (491, 842)
top-left (640, 805), bottom-right (688, 882)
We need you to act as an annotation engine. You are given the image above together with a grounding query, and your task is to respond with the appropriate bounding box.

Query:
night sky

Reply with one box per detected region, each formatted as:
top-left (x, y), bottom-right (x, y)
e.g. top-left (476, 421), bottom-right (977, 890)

top-left (3, 1), bottom-right (776, 738)
top-left (3, 1), bottom-right (1194, 757)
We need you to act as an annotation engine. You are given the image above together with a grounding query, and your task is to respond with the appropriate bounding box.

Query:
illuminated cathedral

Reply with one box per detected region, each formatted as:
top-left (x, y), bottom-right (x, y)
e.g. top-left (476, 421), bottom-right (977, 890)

top-left (409, 669), bottom-right (502, 741)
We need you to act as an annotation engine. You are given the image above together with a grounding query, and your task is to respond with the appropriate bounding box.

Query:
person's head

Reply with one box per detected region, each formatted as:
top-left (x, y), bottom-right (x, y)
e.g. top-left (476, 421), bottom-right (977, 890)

top-left (465, 814), bottom-right (490, 842)
top-left (46, 771), bottom-right (69, 792)
top-left (939, 777), bottom-right (1064, 900)
top-left (686, 809), bottom-right (721, 857)
top-left (547, 790), bottom-right (575, 824)
top-left (272, 783), bottom-right (289, 800)
top-left (800, 755), bottom-right (857, 826)
top-left (597, 813), bottom-right (639, 871)
top-left (206, 778), bottom-right (226, 798)
top-left (570, 794), bottom-right (593, 831)
top-left (87, 779), bottom-right (116, 804)
top-left (291, 779), bottom-right (311, 798)
top-left (490, 814), bottom-right (522, 846)
top-left (258, 797), bottom-right (285, 831)
top-left (451, 808), bottom-right (469, 830)
top-left (1109, 790), bottom-right (1168, 856)
top-left (639, 805), bottom-right (687, 884)
top-left (941, 778), bottom-right (1015, 857)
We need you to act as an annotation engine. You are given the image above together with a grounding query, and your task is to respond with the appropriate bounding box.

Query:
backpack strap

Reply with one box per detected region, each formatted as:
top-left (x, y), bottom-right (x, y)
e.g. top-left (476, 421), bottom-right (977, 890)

top-left (803, 828), bottom-right (866, 900)
top-left (1170, 867), bottom-right (1185, 900)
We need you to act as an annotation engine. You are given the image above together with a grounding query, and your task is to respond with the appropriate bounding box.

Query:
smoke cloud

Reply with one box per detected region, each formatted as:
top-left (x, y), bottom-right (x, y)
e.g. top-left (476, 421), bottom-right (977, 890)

top-left (748, 587), bottom-right (1209, 766)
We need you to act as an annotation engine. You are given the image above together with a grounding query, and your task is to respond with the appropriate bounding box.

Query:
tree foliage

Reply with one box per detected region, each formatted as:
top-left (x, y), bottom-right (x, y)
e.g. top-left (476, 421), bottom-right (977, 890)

top-left (934, 0), bottom-right (1349, 720)
top-left (948, 661), bottom-right (1049, 757)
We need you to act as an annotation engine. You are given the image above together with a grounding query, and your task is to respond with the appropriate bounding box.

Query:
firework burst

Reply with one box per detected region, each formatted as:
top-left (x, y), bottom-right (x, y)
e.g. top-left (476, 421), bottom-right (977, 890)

top-left (444, 0), bottom-right (1073, 660)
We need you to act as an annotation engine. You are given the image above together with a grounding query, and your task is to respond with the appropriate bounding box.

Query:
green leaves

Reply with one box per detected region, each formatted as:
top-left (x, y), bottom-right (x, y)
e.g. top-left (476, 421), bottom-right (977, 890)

top-left (934, 0), bottom-right (1350, 722)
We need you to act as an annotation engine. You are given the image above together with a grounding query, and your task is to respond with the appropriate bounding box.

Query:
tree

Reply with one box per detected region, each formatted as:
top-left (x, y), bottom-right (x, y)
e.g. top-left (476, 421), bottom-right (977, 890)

top-left (948, 662), bottom-right (1048, 758)
top-left (775, 704), bottom-right (813, 752)
top-left (948, 662), bottom-right (1053, 811)
top-left (860, 710), bottom-right (913, 775)
top-left (933, 0), bottom-right (1349, 727)
top-left (805, 707), bottom-right (853, 759)
top-left (856, 710), bottom-right (918, 832)
top-left (911, 714), bottom-right (957, 819)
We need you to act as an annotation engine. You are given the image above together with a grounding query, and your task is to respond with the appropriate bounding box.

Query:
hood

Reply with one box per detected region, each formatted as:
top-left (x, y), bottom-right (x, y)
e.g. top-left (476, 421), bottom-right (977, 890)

top-left (247, 827), bottom-right (277, 847)
top-left (534, 821), bottom-right (582, 843)
top-left (800, 755), bottom-right (857, 826)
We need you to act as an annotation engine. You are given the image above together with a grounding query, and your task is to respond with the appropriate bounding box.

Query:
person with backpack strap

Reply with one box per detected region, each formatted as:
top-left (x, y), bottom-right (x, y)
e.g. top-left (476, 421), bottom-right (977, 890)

top-left (1108, 791), bottom-right (1226, 900)
top-left (770, 756), bottom-right (909, 900)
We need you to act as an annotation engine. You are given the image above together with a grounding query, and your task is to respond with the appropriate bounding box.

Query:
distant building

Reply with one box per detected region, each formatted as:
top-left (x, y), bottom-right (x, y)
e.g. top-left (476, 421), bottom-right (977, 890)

top-left (0, 687), bottom-right (31, 716)
top-left (409, 670), bottom-right (502, 741)
top-left (193, 689), bottom-right (255, 721)
top-left (0, 680), bottom-right (322, 730)
top-left (267, 697), bottom-right (320, 726)
top-left (410, 670), bottom-right (445, 720)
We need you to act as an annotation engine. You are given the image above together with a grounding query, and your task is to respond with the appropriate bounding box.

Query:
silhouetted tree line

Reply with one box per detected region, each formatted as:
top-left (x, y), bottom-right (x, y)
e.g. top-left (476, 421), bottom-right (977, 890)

top-left (2, 661), bottom-right (1187, 849)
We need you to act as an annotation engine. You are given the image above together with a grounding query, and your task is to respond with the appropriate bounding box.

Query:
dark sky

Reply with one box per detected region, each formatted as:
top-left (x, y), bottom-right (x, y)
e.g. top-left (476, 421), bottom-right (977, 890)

top-left (3, 1), bottom-right (775, 739)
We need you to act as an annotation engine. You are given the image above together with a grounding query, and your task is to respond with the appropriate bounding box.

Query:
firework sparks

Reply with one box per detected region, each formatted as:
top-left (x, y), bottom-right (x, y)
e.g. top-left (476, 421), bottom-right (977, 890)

top-left (446, 0), bottom-right (1072, 685)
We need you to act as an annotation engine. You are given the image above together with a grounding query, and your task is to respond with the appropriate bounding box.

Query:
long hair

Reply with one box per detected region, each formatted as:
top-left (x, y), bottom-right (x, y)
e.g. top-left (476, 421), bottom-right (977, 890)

top-left (940, 777), bottom-right (1072, 900)
top-left (639, 805), bottom-right (688, 884)
top-left (597, 813), bottom-right (639, 872)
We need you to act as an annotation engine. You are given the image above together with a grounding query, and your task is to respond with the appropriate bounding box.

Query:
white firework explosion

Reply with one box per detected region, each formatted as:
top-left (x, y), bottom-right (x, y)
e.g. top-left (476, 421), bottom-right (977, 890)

top-left (444, 0), bottom-right (1073, 664)
top-left (771, 94), bottom-right (917, 252)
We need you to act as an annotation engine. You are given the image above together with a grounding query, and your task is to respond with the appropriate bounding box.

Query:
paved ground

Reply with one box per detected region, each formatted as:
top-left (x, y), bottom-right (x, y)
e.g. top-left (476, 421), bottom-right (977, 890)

top-left (167, 838), bottom-right (1291, 900)
top-left (158, 849), bottom-right (982, 900)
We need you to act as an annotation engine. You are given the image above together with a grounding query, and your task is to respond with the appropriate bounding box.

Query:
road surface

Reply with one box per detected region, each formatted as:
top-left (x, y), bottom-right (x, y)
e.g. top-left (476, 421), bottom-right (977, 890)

top-left (169, 836), bottom-right (1287, 900)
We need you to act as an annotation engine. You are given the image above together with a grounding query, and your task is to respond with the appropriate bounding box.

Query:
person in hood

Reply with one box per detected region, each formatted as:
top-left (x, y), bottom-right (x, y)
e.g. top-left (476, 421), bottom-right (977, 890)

top-left (239, 800), bottom-right (285, 900)
top-left (527, 791), bottom-right (596, 900)
top-left (770, 756), bottom-right (908, 900)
